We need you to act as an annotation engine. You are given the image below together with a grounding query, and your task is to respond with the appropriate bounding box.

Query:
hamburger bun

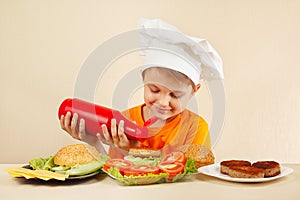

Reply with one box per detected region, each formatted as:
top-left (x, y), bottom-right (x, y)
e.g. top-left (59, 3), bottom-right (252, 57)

top-left (177, 144), bottom-right (215, 168)
top-left (54, 144), bottom-right (99, 167)
top-left (128, 148), bottom-right (161, 158)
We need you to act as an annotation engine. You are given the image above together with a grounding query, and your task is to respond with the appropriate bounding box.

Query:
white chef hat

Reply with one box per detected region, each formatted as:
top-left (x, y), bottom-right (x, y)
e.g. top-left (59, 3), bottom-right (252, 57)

top-left (138, 18), bottom-right (224, 85)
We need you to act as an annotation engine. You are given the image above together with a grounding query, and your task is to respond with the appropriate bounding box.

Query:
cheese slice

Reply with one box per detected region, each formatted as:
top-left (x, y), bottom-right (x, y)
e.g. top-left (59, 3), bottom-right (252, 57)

top-left (34, 170), bottom-right (69, 181)
top-left (4, 167), bottom-right (69, 181)
top-left (4, 168), bottom-right (37, 179)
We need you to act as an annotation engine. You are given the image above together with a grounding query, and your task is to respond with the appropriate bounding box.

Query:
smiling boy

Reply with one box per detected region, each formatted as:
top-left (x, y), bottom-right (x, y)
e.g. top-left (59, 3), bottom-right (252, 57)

top-left (60, 18), bottom-right (223, 158)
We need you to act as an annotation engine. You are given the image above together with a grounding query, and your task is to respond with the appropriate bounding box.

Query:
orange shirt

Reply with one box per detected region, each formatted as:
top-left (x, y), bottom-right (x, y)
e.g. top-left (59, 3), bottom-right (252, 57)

top-left (108, 104), bottom-right (211, 158)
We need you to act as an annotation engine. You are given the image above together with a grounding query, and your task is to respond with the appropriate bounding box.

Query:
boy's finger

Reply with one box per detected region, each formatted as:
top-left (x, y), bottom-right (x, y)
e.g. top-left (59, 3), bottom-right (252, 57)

top-left (78, 119), bottom-right (86, 140)
top-left (117, 120), bottom-right (128, 143)
top-left (60, 115), bottom-right (65, 129)
top-left (102, 124), bottom-right (113, 144)
top-left (70, 114), bottom-right (79, 138)
top-left (111, 119), bottom-right (119, 142)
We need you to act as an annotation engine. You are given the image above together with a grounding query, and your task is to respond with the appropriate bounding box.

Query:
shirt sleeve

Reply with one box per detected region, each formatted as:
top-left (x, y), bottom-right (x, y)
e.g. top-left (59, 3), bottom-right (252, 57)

top-left (184, 113), bottom-right (211, 149)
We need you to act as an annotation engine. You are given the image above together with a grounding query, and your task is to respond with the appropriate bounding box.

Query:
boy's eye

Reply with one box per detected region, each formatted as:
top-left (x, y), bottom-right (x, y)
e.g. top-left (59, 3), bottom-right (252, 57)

top-left (171, 93), bottom-right (181, 98)
top-left (150, 89), bottom-right (160, 93)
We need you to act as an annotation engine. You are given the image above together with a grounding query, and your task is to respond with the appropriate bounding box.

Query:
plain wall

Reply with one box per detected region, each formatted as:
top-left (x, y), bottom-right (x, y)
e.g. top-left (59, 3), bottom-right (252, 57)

top-left (1, 0), bottom-right (299, 163)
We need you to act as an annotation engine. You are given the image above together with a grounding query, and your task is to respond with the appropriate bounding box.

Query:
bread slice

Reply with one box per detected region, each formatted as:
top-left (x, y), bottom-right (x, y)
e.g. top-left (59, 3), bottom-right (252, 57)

top-left (177, 144), bottom-right (215, 168)
top-left (252, 161), bottom-right (281, 177)
top-left (227, 166), bottom-right (265, 178)
top-left (220, 160), bottom-right (251, 175)
top-left (128, 148), bottom-right (161, 158)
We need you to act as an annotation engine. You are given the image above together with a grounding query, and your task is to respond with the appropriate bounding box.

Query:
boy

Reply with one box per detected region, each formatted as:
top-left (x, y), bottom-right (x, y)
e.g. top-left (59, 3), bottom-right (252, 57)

top-left (60, 18), bottom-right (223, 158)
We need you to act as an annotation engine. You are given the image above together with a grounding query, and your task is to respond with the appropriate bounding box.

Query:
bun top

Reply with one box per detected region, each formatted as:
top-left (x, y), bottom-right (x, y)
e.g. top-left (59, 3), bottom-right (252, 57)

top-left (54, 144), bottom-right (99, 167)
top-left (128, 148), bottom-right (161, 158)
top-left (177, 144), bottom-right (215, 167)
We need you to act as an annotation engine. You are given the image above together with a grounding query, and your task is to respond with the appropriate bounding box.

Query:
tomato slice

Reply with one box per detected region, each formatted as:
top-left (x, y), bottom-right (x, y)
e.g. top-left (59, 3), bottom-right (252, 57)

top-left (103, 159), bottom-right (134, 174)
top-left (158, 161), bottom-right (184, 179)
top-left (123, 165), bottom-right (160, 177)
top-left (160, 151), bottom-right (186, 164)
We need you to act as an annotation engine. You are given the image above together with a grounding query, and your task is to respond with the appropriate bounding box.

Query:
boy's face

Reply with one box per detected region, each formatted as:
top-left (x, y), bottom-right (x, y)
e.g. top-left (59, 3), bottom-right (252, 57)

top-left (143, 68), bottom-right (195, 121)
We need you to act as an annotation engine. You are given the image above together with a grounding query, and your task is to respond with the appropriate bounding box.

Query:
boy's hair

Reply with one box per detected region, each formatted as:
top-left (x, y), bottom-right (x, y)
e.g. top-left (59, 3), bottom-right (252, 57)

top-left (142, 67), bottom-right (196, 89)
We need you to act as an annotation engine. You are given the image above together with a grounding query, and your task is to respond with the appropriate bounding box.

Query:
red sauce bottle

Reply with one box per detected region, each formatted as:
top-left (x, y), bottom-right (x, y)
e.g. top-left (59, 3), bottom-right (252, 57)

top-left (58, 98), bottom-right (149, 140)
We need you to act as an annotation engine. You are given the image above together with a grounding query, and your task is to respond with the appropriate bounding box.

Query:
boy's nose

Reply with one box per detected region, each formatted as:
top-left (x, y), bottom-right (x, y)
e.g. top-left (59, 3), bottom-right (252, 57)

top-left (157, 95), bottom-right (170, 107)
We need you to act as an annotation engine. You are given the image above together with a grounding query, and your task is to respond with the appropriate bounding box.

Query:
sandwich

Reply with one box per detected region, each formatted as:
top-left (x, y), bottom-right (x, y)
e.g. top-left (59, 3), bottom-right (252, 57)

top-left (30, 143), bottom-right (108, 176)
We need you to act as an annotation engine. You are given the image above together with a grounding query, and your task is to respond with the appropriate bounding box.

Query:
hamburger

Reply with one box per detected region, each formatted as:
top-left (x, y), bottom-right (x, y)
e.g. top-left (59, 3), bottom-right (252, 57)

top-left (30, 143), bottom-right (108, 176)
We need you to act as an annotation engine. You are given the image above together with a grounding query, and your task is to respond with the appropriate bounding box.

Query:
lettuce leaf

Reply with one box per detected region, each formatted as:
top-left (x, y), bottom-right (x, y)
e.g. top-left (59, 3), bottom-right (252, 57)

top-left (168, 158), bottom-right (197, 182)
top-left (183, 158), bottom-right (198, 174)
top-left (124, 155), bottom-right (161, 166)
top-left (107, 167), bottom-right (124, 179)
top-left (42, 156), bottom-right (56, 170)
top-left (65, 160), bottom-right (104, 176)
top-left (29, 156), bottom-right (56, 170)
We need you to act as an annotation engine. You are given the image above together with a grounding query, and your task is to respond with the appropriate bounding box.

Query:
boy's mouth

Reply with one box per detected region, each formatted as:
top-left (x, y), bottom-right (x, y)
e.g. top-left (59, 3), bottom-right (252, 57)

top-left (154, 106), bottom-right (171, 115)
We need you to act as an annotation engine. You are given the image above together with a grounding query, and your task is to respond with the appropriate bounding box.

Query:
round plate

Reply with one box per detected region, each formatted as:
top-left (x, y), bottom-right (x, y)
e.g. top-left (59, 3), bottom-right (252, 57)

top-left (198, 163), bottom-right (293, 183)
top-left (67, 171), bottom-right (100, 180)
top-left (22, 165), bottom-right (100, 180)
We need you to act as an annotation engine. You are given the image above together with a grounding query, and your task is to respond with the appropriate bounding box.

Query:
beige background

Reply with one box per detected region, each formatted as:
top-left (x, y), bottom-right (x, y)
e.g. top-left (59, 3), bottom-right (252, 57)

top-left (1, 0), bottom-right (299, 164)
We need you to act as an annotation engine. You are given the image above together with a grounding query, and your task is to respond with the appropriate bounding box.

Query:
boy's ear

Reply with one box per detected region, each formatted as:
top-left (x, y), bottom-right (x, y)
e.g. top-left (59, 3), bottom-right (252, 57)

top-left (194, 84), bottom-right (201, 93)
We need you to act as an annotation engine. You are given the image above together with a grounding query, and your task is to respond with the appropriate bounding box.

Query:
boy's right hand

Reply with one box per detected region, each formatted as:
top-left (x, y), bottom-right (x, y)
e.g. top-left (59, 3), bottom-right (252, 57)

top-left (59, 112), bottom-right (99, 145)
top-left (60, 112), bottom-right (80, 140)
top-left (60, 112), bottom-right (138, 153)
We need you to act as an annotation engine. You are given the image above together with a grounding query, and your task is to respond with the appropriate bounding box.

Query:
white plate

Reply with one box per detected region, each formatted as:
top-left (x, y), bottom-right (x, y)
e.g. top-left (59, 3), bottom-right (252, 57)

top-left (198, 163), bottom-right (293, 183)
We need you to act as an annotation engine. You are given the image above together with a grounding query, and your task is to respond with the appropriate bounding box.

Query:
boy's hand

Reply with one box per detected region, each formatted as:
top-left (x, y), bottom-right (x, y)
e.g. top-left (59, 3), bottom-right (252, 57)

top-left (60, 112), bottom-right (98, 145)
top-left (100, 119), bottom-right (138, 151)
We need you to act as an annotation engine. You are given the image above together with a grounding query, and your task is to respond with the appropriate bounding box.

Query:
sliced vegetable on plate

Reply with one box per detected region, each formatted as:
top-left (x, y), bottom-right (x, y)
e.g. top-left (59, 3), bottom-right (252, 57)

top-left (123, 165), bottom-right (160, 176)
top-left (103, 158), bottom-right (134, 175)
top-left (158, 161), bottom-right (185, 180)
top-left (160, 151), bottom-right (186, 164)
top-left (102, 149), bottom-right (198, 185)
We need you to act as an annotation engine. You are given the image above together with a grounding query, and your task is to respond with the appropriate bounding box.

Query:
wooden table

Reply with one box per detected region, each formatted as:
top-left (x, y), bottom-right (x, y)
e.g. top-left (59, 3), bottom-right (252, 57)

top-left (1, 164), bottom-right (299, 200)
